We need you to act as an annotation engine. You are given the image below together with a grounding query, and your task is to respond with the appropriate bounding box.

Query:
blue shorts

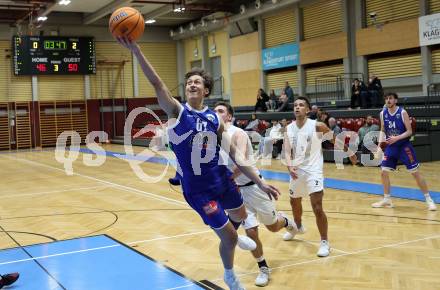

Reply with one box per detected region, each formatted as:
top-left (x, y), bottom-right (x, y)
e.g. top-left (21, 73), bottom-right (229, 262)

top-left (381, 142), bottom-right (419, 172)
top-left (183, 179), bottom-right (244, 229)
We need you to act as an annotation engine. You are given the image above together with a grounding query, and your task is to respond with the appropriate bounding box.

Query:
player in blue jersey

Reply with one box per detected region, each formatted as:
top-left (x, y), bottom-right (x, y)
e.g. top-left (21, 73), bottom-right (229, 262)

top-left (372, 92), bottom-right (437, 211)
top-left (117, 36), bottom-right (280, 290)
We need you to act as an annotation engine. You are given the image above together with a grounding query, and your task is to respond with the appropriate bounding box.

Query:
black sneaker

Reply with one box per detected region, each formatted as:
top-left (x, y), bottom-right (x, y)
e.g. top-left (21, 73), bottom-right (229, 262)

top-left (168, 177), bottom-right (181, 186)
top-left (0, 273), bottom-right (19, 289)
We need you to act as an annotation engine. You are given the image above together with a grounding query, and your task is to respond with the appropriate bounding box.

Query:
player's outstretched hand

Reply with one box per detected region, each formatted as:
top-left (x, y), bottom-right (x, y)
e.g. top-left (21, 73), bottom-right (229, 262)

top-left (116, 36), bottom-right (139, 52)
top-left (386, 136), bottom-right (399, 145)
top-left (349, 153), bottom-right (358, 165)
top-left (258, 182), bottom-right (280, 201)
top-left (287, 166), bottom-right (298, 180)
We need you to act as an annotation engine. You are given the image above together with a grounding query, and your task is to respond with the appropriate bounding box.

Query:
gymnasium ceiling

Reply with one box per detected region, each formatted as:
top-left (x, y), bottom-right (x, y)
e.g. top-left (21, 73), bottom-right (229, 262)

top-left (0, 0), bottom-right (256, 27)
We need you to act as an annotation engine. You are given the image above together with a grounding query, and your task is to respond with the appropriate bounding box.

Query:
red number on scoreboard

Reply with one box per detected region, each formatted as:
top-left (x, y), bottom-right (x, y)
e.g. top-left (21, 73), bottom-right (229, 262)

top-left (36, 64), bottom-right (47, 72)
top-left (68, 63), bottom-right (78, 72)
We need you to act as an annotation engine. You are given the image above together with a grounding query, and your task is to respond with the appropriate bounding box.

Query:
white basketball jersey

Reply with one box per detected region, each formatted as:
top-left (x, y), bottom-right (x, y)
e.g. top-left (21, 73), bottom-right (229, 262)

top-left (286, 119), bottom-right (323, 175)
top-left (222, 125), bottom-right (260, 186)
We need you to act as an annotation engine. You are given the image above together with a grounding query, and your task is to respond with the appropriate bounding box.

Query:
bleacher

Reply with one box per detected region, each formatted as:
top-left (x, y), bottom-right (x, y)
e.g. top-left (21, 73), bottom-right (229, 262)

top-left (232, 90), bottom-right (440, 162)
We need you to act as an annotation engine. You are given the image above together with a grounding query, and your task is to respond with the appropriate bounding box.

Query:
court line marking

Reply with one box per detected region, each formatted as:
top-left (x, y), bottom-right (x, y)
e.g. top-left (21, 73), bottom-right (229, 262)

top-left (2, 155), bottom-right (355, 255)
top-left (4, 151), bottom-right (439, 288)
top-left (0, 230), bottom-right (211, 266)
top-left (4, 155), bottom-right (188, 208)
top-left (0, 185), bottom-right (110, 199)
top-left (294, 237), bottom-right (350, 254)
top-left (207, 233), bottom-right (440, 284)
top-left (165, 284), bottom-right (203, 290)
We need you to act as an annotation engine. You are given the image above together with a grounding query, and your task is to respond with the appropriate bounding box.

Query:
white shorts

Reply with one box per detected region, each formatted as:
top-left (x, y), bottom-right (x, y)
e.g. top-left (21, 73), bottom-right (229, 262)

top-left (239, 184), bottom-right (278, 230)
top-left (289, 169), bottom-right (324, 198)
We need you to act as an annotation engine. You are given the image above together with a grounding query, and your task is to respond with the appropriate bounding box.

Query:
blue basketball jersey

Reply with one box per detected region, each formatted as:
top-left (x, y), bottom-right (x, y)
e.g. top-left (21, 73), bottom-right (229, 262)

top-left (168, 103), bottom-right (232, 195)
top-left (382, 106), bottom-right (409, 147)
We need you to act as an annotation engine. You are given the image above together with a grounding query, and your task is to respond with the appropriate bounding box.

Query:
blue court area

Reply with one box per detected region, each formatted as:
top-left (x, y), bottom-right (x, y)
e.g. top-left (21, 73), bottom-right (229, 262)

top-left (259, 169), bottom-right (440, 203)
top-left (76, 148), bottom-right (440, 203)
top-left (0, 235), bottom-right (207, 290)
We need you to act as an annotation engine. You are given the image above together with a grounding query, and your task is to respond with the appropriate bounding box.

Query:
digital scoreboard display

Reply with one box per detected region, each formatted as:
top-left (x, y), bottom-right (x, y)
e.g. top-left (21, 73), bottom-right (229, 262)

top-left (13, 36), bottom-right (96, 75)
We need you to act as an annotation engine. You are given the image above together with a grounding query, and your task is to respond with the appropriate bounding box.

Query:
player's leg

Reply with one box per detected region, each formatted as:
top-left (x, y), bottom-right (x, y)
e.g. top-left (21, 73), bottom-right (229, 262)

top-left (242, 210), bottom-right (271, 287)
top-left (411, 171), bottom-right (437, 210)
top-left (222, 182), bottom-right (257, 251)
top-left (214, 222), bottom-right (238, 270)
top-left (310, 191), bottom-right (327, 240)
top-left (309, 190), bottom-right (330, 257)
top-left (242, 184), bottom-right (293, 233)
top-left (213, 222), bottom-right (245, 290)
top-left (401, 144), bottom-right (437, 211)
top-left (282, 196), bottom-right (305, 242)
top-left (372, 146), bottom-right (397, 208)
top-left (183, 191), bottom-right (246, 290)
top-left (290, 196), bottom-right (304, 230)
top-left (283, 179), bottom-right (307, 241)
top-left (242, 211), bottom-right (263, 258)
top-left (304, 174), bottom-right (330, 257)
top-left (226, 204), bottom-right (257, 251)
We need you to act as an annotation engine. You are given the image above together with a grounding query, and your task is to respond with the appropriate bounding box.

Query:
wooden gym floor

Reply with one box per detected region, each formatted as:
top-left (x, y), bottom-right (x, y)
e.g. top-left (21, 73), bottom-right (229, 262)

top-left (0, 144), bottom-right (438, 290)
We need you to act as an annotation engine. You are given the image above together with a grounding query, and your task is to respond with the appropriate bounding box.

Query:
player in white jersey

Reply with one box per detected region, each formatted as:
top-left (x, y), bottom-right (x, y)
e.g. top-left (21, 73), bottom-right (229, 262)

top-left (282, 97), bottom-right (356, 257)
top-left (215, 102), bottom-right (297, 287)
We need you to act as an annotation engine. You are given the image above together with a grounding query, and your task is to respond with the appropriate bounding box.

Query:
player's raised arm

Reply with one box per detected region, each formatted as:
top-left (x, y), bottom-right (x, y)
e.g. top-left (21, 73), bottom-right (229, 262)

top-left (116, 36), bottom-right (181, 119)
top-left (229, 129), bottom-right (251, 180)
top-left (218, 121), bottom-right (280, 200)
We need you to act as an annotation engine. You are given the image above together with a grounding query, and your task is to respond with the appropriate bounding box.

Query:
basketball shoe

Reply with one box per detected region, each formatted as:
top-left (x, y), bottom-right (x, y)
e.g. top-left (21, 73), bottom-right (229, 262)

top-left (0, 273), bottom-right (19, 289)
top-left (426, 196), bottom-right (437, 211)
top-left (371, 197), bottom-right (394, 208)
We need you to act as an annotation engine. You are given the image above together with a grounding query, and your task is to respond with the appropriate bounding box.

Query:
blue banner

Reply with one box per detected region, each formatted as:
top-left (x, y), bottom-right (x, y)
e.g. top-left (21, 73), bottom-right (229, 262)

top-left (262, 43), bottom-right (299, 71)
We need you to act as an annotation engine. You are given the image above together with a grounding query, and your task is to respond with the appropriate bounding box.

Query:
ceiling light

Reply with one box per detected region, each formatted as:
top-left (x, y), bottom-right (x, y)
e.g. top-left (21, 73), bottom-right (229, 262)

top-left (37, 16), bottom-right (48, 21)
top-left (255, 0), bottom-right (261, 9)
top-left (173, 6), bottom-right (186, 13)
top-left (145, 19), bottom-right (156, 24)
top-left (58, 0), bottom-right (71, 5)
top-left (239, 4), bottom-right (246, 14)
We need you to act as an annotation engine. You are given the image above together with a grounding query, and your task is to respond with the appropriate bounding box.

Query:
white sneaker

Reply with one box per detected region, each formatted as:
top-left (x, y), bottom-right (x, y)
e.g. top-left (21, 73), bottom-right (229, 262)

top-left (224, 272), bottom-right (246, 290)
top-left (255, 266), bottom-right (271, 287)
top-left (237, 235), bottom-right (257, 251)
top-left (372, 198), bottom-right (394, 208)
top-left (426, 196), bottom-right (437, 211)
top-left (317, 240), bottom-right (330, 257)
top-left (282, 224), bottom-right (306, 241)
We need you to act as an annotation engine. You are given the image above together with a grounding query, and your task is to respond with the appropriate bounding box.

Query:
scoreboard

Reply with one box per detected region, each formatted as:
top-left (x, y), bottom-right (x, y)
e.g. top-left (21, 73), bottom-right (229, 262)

top-left (13, 36), bottom-right (96, 75)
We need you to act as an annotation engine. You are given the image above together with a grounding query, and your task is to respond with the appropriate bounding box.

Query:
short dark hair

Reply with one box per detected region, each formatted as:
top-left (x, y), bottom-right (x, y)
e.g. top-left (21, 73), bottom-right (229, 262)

top-left (295, 96), bottom-right (311, 109)
top-left (385, 92), bottom-right (398, 99)
top-left (214, 101), bottom-right (234, 117)
top-left (185, 67), bottom-right (213, 97)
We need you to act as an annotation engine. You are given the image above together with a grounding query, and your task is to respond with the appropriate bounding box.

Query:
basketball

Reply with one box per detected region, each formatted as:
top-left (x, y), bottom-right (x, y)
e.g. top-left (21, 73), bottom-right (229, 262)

top-left (109, 7), bottom-right (144, 41)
